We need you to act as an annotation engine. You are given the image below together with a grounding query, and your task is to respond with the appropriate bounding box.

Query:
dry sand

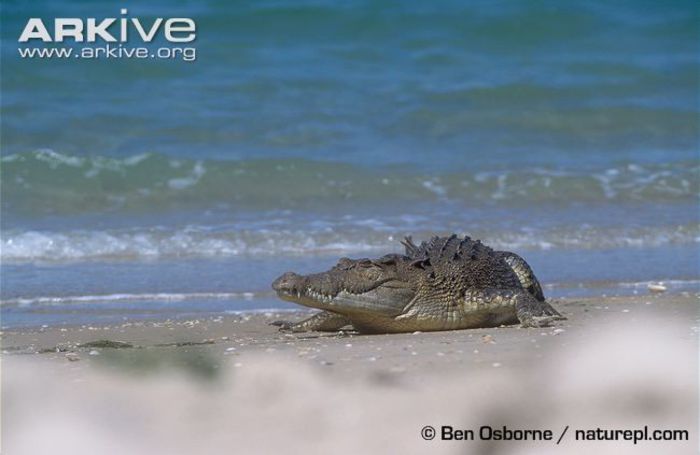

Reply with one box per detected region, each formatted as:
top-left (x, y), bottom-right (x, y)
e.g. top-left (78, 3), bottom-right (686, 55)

top-left (2, 293), bottom-right (698, 454)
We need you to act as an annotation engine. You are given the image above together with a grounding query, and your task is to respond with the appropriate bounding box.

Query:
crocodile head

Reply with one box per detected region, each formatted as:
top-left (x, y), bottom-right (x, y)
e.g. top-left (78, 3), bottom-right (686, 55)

top-left (272, 254), bottom-right (419, 317)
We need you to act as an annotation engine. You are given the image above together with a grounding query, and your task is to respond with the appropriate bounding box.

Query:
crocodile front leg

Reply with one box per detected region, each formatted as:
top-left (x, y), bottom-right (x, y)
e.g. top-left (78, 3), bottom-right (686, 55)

top-left (270, 311), bottom-right (352, 333)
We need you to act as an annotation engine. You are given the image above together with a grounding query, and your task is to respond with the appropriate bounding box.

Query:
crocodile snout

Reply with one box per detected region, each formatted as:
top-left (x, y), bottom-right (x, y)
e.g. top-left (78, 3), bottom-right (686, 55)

top-left (272, 272), bottom-right (304, 294)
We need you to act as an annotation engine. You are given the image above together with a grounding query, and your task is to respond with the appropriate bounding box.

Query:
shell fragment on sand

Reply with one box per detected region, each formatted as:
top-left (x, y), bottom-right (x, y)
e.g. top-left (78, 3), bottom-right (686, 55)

top-left (647, 283), bottom-right (667, 293)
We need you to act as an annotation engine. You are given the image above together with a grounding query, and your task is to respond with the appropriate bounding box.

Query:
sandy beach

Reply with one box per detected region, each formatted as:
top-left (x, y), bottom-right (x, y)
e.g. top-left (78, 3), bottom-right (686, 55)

top-left (2, 294), bottom-right (696, 377)
top-left (3, 293), bottom-right (698, 454)
top-left (3, 2), bottom-right (698, 454)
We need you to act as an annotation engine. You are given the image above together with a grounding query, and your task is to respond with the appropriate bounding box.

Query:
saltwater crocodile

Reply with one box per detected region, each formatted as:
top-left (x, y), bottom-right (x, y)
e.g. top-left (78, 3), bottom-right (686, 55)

top-left (271, 235), bottom-right (564, 333)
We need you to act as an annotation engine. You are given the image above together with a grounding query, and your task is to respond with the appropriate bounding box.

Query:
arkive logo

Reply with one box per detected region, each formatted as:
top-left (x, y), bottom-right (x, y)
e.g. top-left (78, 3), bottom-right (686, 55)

top-left (18, 9), bottom-right (196, 43)
top-left (16, 9), bottom-right (197, 62)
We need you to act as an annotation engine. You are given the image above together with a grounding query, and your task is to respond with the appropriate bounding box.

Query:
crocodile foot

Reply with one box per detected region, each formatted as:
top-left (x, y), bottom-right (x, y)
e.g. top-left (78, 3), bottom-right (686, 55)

top-left (270, 311), bottom-right (352, 333)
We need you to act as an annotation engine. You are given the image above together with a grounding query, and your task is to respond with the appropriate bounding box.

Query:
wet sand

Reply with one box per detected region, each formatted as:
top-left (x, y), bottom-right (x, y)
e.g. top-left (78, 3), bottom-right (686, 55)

top-left (3, 293), bottom-right (698, 454)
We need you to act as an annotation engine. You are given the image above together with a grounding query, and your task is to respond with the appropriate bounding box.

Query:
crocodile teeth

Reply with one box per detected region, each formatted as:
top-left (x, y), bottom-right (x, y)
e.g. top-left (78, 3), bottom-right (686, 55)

top-left (305, 288), bottom-right (333, 303)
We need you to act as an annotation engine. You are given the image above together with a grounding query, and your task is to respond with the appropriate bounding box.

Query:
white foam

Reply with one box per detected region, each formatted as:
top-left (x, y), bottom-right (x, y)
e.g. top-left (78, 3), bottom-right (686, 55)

top-left (123, 153), bottom-right (151, 166)
top-left (2, 223), bottom-right (698, 263)
top-left (0, 228), bottom-right (388, 262)
top-left (421, 179), bottom-right (447, 197)
top-left (167, 161), bottom-right (206, 190)
top-left (0, 291), bottom-right (274, 308)
top-left (33, 149), bottom-right (85, 168)
top-left (616, 279), bottom-right (700, 289)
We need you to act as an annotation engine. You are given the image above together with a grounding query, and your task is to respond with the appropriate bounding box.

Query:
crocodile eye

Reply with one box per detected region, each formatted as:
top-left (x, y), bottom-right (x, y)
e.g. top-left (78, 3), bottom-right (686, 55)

top-left (336, 257), bottom-right (353, 268)
top-left (357, 259), bottom-right (373, 268)
top-left (410, 257), bottom-right (431, 270)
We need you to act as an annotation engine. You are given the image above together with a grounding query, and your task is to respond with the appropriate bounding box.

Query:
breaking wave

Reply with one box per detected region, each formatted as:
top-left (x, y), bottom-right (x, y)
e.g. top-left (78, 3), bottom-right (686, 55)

top-left (2, 150), bottom-right (698, 215)
top-left (3, 224), bottom-right (697, 263)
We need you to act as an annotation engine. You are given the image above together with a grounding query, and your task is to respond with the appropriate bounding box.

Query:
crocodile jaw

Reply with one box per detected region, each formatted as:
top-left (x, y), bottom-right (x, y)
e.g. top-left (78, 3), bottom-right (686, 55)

top-left (274, 285), bottom-right (336, 307)
top-left (272, 270), bottom-right (414, 315)
top-left (272, 271), bottom-right (350, 308)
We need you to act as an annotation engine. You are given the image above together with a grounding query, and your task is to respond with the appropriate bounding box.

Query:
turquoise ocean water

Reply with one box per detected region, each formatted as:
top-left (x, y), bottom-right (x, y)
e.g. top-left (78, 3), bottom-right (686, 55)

top-left (1, 1), bottom-right (698, 327)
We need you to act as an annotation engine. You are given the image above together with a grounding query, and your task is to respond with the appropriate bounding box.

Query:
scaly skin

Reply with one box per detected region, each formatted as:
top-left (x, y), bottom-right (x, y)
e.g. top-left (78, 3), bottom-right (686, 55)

top-left (271, 235), bottom-right (564, 334)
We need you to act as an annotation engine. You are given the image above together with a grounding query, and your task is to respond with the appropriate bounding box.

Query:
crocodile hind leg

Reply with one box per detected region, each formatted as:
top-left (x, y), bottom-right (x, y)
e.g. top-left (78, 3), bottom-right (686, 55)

top-left (497, 251), bottom-right (546, 302)
top-left (270, 311), bottom-right (352, 333)
top-left (514, 291), bottom-right (565, 328)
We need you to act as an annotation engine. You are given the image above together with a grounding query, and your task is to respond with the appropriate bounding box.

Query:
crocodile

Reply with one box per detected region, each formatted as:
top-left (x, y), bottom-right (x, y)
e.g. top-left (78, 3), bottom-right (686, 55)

top-left (271, 234), bottom-right (564, 333)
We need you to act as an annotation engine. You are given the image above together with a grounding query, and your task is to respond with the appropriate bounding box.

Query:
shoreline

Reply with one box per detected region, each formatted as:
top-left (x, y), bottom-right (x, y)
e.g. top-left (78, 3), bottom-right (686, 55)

top-left (3, 293), bottom-right (697, 376)
top-left (2, 284), bottom-right (697, 331)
